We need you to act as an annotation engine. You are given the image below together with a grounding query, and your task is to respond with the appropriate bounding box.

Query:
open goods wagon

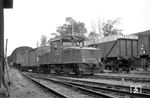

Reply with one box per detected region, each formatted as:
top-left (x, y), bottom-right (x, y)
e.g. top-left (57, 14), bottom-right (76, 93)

top-left (97, 38), bottom-right (138, 58)
top-left (89, 37), bottom-right (138, 72)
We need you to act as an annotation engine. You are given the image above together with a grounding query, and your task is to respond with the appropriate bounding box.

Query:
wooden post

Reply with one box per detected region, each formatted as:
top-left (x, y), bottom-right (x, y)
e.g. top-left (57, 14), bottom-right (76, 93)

top-left (0, 0), bottom-right (12, 97)
top-left (0, 0), bottom-right (4, 90)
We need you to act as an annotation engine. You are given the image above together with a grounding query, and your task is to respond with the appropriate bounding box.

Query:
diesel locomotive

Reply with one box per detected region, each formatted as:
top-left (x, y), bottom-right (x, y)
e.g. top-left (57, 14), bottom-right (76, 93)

top-left (15, 35), bottom-right (103, 75)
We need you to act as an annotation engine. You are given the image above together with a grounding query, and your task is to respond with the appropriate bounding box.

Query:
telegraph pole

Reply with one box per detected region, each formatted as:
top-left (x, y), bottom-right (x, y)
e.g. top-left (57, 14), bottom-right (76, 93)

top-left (0, 0), bottom-right (12, 97)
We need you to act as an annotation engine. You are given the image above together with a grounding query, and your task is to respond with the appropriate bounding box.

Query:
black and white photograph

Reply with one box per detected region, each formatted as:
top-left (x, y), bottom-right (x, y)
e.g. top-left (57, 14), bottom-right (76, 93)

top-left (0, 0), bottom-right (150, 98)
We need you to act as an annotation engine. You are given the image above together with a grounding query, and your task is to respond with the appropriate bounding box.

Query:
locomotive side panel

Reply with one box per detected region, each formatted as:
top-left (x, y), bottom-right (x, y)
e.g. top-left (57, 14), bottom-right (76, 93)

top-left (82, 49), bottom-right (101, 63)
top-left (72, 49), bottom-right (82, 63)
top-left (61, 48), bottom-right (82, 63)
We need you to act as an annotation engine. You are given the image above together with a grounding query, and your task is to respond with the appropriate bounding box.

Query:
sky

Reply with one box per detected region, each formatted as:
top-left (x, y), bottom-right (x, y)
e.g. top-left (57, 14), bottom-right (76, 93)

top-left (4, 0), bottom-right (150, 56)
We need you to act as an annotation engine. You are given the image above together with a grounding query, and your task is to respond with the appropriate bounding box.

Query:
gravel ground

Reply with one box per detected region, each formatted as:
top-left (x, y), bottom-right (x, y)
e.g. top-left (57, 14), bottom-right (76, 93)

top-left (8, 68), bottom-right (54, 98)
top-left (33, 77), bottom-right (94, 98)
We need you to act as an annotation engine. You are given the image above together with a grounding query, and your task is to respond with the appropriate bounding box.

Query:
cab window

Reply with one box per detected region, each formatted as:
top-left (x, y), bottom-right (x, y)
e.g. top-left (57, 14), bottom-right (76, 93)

top-left (62, 42), bottom-right (72, 46)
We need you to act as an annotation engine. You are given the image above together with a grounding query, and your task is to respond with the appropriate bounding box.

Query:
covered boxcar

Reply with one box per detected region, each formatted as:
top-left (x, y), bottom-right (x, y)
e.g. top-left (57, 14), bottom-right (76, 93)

top-left (8, 46), bottom-right (32, 68)
top-left (17, 46), bottom-right (50, 71)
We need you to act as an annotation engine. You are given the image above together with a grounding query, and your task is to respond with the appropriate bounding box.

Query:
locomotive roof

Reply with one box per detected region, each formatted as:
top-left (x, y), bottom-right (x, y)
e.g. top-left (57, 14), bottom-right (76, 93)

top-left (51, 35), bottom-right (87, 42)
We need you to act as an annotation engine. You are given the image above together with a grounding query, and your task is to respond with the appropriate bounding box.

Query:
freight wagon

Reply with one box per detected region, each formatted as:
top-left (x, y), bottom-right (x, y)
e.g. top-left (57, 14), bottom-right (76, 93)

top-left (89, 35), bottom-right (138, 72)
top-left (17, 47), bottom-right (50, 71)
top-left (8, 46), bottom-right (32, 69)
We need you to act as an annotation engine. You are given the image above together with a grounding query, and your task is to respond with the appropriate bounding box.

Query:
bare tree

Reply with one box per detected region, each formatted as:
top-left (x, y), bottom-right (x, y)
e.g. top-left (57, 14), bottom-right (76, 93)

top-left (102, 18), bottom-right (123, 37)
top-left (91, 22), bottom-right (97, 34)
top-left (91, 19), bottom-right (103, 38)
top-left (91, 18), bottom-right (123, 37)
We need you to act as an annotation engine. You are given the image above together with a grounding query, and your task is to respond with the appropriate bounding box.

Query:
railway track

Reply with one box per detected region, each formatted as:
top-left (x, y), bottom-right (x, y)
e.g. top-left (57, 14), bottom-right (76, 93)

top-left (87, 74), bottom-right (150, 83)
top-left (39, 72), bottom-right (150, 83)
top-left (24, 72), bottom-right (150, 98)
top-left (22, 73), bottom-right (68, 98)
top-left (22, 73), bottom-right (115, 98)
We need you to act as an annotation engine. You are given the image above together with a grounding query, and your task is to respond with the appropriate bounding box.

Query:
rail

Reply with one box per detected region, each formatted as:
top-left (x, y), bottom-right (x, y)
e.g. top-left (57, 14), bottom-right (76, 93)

top-left (22, 73), bottom-right (68, 98)
top-left (25, 72), bottom-right (150, 98)
top-left (23, 73), bottom-right (117, 98)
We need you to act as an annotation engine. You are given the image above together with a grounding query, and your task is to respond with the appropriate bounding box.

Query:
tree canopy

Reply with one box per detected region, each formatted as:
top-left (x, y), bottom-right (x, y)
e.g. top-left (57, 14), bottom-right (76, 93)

top-left (88, 18), bottom-right (123, 40)
top-left (88, 31), bottom-right (99, 40)
top-left (56, 17), bottom-right (87, 37)
top-left (102, 18), bottom-right (122, 37)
